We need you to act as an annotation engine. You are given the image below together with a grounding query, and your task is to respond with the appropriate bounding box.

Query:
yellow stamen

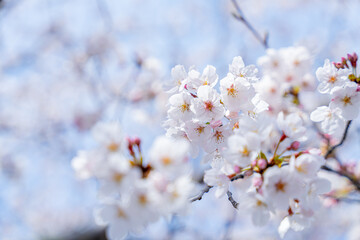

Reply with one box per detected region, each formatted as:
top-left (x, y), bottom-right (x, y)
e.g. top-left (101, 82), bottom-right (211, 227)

top-left (107, 143), bottom-right (119, 152)
top-left (162, 157), bottom-right (172, 165)
top-left (112, 172), bottom-right (124, 183)
top-left (275, 180), bottom-right (286, 192)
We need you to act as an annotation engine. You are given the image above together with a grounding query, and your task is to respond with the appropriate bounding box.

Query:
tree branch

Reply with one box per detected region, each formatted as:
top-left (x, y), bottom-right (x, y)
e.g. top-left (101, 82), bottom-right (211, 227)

top-left (190, 171), bottom-right (247, 203)
top-left (324, 195), bottom-right (360, 204)
top-left (321, 165), bottom-right (360, 191)
top-left (226, 191), bottom-right (239, 209)
top-left (231, 0), bottom-right (269, 49)
top-left (230, 172), bottom-right (246, 181)
top-left (190, 185), bottom-right (212, 202)
top-left (325, 120), bottom-right (352, 159)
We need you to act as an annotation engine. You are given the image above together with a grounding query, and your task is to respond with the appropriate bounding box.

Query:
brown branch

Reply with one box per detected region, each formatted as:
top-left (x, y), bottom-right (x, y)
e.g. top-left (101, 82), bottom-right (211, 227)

top-left (62, 229), bottom-right (107, 240)
top-left (231, 0), bottom-right (269, 49)
top-left (230, 172), bottom-right (246, 181)
top-left (190, 185), bottom-right (212, 202)
top-left (321, 165), bottom-right (360, 191)
top-left (325, 120), bottom-right (352, 159)
top-left (190, 171), bottom-right (247, 203)
top-left (324, 195), bottom-right (360, 204)
top-left (226, 191), bottom-right (239, 209)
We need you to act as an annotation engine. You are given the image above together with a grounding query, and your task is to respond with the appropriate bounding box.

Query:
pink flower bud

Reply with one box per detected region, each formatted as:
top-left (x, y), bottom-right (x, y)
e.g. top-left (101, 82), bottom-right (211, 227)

top-left (257, 158), bottom-right (267, 170)
top-left (234, 165), bottom-right (241, 173)
top-left (127, 137), bottom-right (135, 156)
top-left (334, 62), bottom-right (344, 69)
top-left (133, 137), bottom-right (141, 147)
top-left (348, 53), bottom-right (358, 68)
top-left (341, 57), bottom-right (349, 68)
top-left (280, 133), bottom-right (287, 142)
top-left (288, 141), bottom-right (300, 150)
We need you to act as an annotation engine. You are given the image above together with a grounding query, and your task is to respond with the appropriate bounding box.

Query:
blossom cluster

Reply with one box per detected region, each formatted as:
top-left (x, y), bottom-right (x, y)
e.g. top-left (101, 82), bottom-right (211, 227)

top-left (311, 53), bottom-right (359, 135)
top-left (256, 46), bottom-right (316, 114)
top-left (165, 48), bottom-right (333, 238)
top-left (72, 47), bottom-right (360, 240)
top-left (72, 122), bottom-right (195, 240)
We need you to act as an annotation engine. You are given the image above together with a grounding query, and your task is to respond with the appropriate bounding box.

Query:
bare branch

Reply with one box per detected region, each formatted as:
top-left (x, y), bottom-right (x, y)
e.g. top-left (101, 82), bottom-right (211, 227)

top-left (227, 191), bottom-right (239, 209)
top-left (190, 171), bottom-right (247, 203)
top-left (230, 172), bottom-right (246, 181)
top-left (321, 165), bottom-right (360, 191)
top-left (190, 185), bottom-right (212, 202)
top-left (325, 120), bottom-right (352, 159)
top-left (231, 0), bottom-right (269, 49)
top-left (324, 195), bottom-right (360, 204)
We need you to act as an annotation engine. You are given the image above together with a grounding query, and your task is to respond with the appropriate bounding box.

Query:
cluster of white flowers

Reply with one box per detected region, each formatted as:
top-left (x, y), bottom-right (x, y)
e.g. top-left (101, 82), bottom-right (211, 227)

top-left (256, 46), bottom-right (316, 114)
top-left (165, 57), bottom-right (267, 156)
top-left (165, 49), bottom-right (333, 238)
top-left (72, 48), bottom-right (360, 240)
top-left (72, 122), bottom-right (195, 240)
top-left (311, 53), bottom-right (359, 135)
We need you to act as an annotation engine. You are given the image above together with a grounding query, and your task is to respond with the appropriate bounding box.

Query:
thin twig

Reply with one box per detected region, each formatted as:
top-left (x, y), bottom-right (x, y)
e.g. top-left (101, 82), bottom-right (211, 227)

top-left (190, 185), bottom-right (212, 202)
top-left (231, 0), bottom-right (269, 49)
top-left (321, 165), bottom-right (360, 191)
top-left (190, 172), bottom-right (246, 203)
top-left (324, 195), bottom-right (360, 204)
top-left (230, 172), bottom-right (246, 181)
top-left (226, 191), bottom-right (239, 209)
top-left (325, 120), bottom-right (352, 159)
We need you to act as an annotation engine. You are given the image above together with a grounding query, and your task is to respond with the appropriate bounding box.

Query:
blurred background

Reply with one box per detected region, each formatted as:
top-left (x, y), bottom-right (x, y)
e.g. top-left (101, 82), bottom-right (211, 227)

top-left (1, 0), bottom-right (360, 239)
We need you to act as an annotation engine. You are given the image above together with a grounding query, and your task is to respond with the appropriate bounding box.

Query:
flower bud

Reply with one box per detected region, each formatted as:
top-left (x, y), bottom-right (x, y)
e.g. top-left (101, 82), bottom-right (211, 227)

top-left (333, 62), bottom-right (344, 69)
top-left (234, 165), bottom-right (241, 173)
top-left (257, 158), bottom-right (267, 170)
top-left (288, 141), bottom-right (300, 151)
top-left (348, 52), bottom-right (358, 68)
top-left (341, 57), bottom-right (349, 68)
top-left (133, 137), bottom-right (141, 147)
top-left (127, 137), bottom-right (135, 156)
top-left (280, 133), bottom-right (287, 142)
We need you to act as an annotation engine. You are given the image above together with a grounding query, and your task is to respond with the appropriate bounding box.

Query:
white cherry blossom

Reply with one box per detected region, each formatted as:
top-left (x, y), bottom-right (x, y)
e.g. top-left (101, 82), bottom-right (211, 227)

top-left (168, 91), bottom-right (194, 121)
top-left (226, 133), bottom-right (260, 167)
top-left (203, 167), bottom-right (230, 198)
top-left (329, 83), bottom-right (360, 120)
top-left (169, 65), bottom-right (188, 93)
top-left (316, 59), bottom-right (351, 94)
top-left (192, 85), bottom-right (225, 122)
top-left (263, 166), bottom-right (305, 210)
top-left (310, 106), bottom-right (345, 134)
top-left (229, 56), bottom-right (259, 83)
top-left (277, 111), bottom-right (307, 140)
top-left (220, 73), bottom-right (255, 112)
